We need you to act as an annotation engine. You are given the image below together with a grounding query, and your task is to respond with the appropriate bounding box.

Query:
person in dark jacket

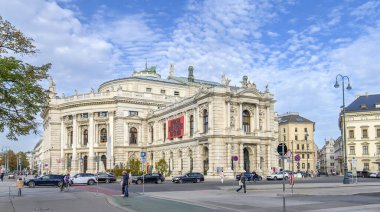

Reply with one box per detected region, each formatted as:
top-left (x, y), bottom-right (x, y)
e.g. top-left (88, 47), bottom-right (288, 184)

top-left (236, 172), bottom-right (246, 193)
top-left (122, 171), bottom-right (130, 198)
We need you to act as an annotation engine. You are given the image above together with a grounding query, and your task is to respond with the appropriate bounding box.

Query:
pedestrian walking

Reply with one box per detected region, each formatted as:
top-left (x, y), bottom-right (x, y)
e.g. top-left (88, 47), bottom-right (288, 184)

top-left (220, 170), bottom-right (224, 184)
top-left (0, 166), bottom-right (4, 182)
top-left (122, 171), bottom-right (130, 198)
top-left (120, 171), bottom-right (126, 196)
top-left (236, 172), bottom-right (246, 193)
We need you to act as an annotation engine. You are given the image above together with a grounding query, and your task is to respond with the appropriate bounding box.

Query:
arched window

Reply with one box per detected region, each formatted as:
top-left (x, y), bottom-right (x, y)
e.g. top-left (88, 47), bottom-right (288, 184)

top-left (83, 129), bottom-right (88, 146)
top-left (242, 110), bottom-right (250, 132)
top-left (189, 115), bottom-right (194, 137)
top-left (203, 110), bottom-right (208, 133)
top-left (130, 127), bottom-right (137, 144)
top-left (100, 128), bottom-right (107, 142)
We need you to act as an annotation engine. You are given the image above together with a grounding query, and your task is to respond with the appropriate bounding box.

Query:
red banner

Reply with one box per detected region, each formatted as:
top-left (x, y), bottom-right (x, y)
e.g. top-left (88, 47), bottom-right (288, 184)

top-left (168, 116), bottom-right (184, 139)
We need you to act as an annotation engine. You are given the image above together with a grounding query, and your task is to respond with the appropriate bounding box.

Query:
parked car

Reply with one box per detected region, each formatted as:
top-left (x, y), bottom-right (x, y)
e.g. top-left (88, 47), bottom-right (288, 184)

top-left (96, 172), bottom-right (116, 183)
top-left (357, 171), bottom-right (370, 178)
top-left (8, 173), bottom-right (15, 179)
top-left (70, 173), bottom-right (97, 185)
top-left (369, 172), bottom-right (378, 178)
top-left (24, 174), bottom-right (65, 188)
top-left (133, 173), bottom-right (165, 184)
top-left (347, 172), bottom-right (353, 177)
top-left (266, 172), bottom-right (289, 181)
top-left (172, 172), bottom-right (204, 183)
top-left (236, 172), bottom-right (262, 181)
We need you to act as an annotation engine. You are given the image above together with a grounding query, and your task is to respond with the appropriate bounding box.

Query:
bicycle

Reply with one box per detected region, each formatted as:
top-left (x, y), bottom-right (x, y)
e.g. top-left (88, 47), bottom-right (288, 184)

top-left (60, 181), bottom-right (70, 192)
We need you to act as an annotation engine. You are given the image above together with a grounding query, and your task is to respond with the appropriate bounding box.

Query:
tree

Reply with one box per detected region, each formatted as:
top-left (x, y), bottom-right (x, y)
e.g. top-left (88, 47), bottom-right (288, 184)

top-left (0, 16), bottom-right (50, 140)
top-left (155, 159), bottom-right (168, 176)
top-left (127, 158), bottom-right (142, 175)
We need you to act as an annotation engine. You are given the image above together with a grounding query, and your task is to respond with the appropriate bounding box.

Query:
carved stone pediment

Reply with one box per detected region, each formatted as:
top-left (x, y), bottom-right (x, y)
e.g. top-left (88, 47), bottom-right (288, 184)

top-left (236, 89), bottom-right (262, 98)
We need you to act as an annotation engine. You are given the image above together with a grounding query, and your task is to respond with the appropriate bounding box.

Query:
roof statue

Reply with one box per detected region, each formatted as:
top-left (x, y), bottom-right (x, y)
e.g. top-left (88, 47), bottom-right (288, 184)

top-left (48, 76), bottom-right (57, 97)
top-left (169, 64), bottom-right (175, 78)
top-left (91, 88), bottom-right (95, 93)
top-left (221, 73), bottom-right (231, 86)
top-left (74, 89), bottom-right (78, 96)
top-left (240, 75), bottom-right (256, 89)
top-left (188, 66), bottom-right (194, 82)
top-left (265, 84), bottom-right (270, 93)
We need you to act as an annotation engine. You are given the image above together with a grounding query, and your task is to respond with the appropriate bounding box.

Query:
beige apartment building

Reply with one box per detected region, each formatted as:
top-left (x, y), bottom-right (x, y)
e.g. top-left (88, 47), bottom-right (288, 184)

top-left (343, 94), bottom-right (380, 172)
top-left (278, 113), bottom-right (316, 174)
top-left (34, 65), bottom-right (278, 177)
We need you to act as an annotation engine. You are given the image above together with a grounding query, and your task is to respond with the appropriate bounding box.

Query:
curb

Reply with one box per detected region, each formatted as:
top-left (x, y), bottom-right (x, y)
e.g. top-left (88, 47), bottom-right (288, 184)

top-left (106, 195), bottom-right (137, 212)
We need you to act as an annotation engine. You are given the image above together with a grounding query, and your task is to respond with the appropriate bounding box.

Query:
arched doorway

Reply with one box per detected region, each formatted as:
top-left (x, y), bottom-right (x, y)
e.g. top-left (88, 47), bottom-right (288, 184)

top-left (244, 148), bottom-right (250, 172)
top-left (203, 147), bottom-right (209, 175)
top-left (83, 156), bottom-right (88, 173)
top-left (101, 155), bottom-right (107, 171)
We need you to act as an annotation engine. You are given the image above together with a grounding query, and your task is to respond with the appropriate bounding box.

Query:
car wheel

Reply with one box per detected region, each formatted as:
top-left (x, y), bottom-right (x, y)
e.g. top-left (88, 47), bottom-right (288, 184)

top-left (285, 176), bottom-right (289, 180)
top-left (274, 177), bottom-right (277, 181)
top-left (137, 179), bottom-right (142, 184)
top-left (179, 179), bottom-right (183, 184)
top-left (58, 181), bottom-right (63, 187)
top-left (196, 179), bottom-right (200, 183)
top-left (105, 179), bottom-right (110, 183)
top-left (29, 181), bottom-right (35, 188)
top-left (88, 180), bottom-right (95, 185)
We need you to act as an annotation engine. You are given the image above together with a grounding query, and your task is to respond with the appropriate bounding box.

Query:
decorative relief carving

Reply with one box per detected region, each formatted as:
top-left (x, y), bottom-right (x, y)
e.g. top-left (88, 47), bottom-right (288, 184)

top-left (243, 104), bottom-right (255, 115)
top-left (198, 103), bottom-right (209, 116)
top-left (128, 123), bottom-right (140, 127)
top-left (259, 108), bottom-right (265, 130)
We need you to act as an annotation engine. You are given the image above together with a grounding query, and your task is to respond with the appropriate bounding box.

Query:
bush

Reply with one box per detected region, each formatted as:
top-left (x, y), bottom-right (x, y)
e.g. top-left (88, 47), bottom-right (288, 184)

top-left (155, 159), bottom-right (168, 176)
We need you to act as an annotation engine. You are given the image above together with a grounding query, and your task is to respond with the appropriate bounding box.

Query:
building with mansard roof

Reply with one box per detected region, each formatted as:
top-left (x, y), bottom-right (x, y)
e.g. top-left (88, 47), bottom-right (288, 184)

top-left (36, 65), bottom-right (278, 177)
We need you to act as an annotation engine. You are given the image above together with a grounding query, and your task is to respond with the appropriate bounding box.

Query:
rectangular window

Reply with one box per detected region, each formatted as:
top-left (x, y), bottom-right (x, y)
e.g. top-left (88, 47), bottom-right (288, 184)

top-left (99, 112), bottom-right (107, 117)
top-left (283, 136), bottom-right (286, 141)
top-left (377, 145), bottom-right (380, 155)
top-left (363, 146), bottom-right (369, 155)
top-left (349, 146), bottom-right (355, 155)
top-left (304, 135), bottom-right (308, 140)
top-left (295, 128), bottom-right (298, 132)
top-left (302, 144), bottom-right (304, 150)
top-left (161, 89), bottom-right (166, 94)
top-left (362, 129), bottom-right (368, 138)
top-left (330, 156), bottom-right (334, 159)
top-left (307, 154), bottom-right (309, 159)
top-left (129, 111), bottom-right (138, 116)
top-left (295, 135), bottom-right (298, 141)
top-left (174, 91), bottom-right (180, 96)
top-left (304, 128), bottom-right (308, 132)
top-left (146, 88), bottom-right (152, 92)
top-left (302, 163), bottom-right (305, 169)
top-left (349, 130), bottom-right (354, 138)
top-left (302, 154), bottom-right (305, 159)
top-left (330, 163), bottom-right (334, 166)
top-left (377, 129), bottom-right (380, 137)
top-left (283, 128), bottom-right (285, 133)
top-left (375, 103), bottom-right (380, 108)
top-left (82, 113), bottom-right (88, 118)
top-left (297, 144), bottom-right (299, 150)
top-left (364, 163), bottom-right (369, 171)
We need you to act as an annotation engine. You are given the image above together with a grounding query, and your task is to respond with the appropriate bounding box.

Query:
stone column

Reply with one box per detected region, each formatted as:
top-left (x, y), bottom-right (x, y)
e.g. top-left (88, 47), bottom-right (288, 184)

top-left (266, 106), bottom-right (270, 131)
top-left (239, 103), bottom-right (243, 130)
top-left (60, 118), bottom-right (65, 173)
top-left (207, 144), bottom-right (213, 175)
top-left (109, 111), bottom-right (114, 168)
top-left (209, 102), bottom-right (213, 134)
top-left (88, 113), bottom-right (95, 173)
top-left (227, 102), bottom-right (231, 128)
top-left (72, 114), bottom-right (78, 174)
top-left (196, 107), bottom-right (201, 133)
top-left (267, 145), bottom-right (271, 174)
top-left (257, 145), bottom-right (261, 171)
top-left (255, 105), bottom-right (259, 130)
top-left (261, 144), bottom-right (267, 173)
top-left (239, 143), bottom-right (244, 171)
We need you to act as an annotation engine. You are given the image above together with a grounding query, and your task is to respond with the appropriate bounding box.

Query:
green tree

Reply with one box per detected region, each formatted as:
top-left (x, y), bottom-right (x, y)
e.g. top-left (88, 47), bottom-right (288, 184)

top-left (128, 158), bottom-right (142, 175)
top-left (155, 159), bottom-right (168, 176)
top-left (0, 16), bottom-right (50, 140)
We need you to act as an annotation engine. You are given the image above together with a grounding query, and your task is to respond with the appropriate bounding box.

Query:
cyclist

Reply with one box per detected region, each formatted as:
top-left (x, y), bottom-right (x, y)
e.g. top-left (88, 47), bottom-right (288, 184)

top-left (60, 173), bottom-right (70, 192)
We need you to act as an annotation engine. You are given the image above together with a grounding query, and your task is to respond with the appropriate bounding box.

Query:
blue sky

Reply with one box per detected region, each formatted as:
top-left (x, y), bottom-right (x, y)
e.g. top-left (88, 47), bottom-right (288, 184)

top-left (1, 0), bottom-right (380, 152)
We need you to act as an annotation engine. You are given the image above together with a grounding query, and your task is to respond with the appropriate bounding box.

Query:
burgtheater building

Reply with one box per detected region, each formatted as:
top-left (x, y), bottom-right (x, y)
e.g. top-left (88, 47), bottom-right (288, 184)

top-left (38, 65), bottom-right (278, 177)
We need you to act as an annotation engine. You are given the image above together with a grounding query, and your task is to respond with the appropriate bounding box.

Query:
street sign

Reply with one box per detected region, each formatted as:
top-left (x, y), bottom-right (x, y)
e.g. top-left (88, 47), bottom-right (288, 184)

top-left (295, 154), bottom-right (300, 162)
top-left (277, 143), bottom-right (288, 156)
top-left (233, 156), bottom-right (238, 161)
top-left (140, 152), bottom-right (146, 158)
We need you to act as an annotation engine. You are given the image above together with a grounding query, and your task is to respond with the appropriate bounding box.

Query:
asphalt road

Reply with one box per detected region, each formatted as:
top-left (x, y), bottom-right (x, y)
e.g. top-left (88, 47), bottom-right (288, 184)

top-left (95, 175), bottom-right (380, 193)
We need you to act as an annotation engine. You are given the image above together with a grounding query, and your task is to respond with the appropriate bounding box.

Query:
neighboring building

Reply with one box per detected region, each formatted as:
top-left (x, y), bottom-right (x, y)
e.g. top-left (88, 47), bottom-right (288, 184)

top-left (319, 138), bottom-right (335, 175)
top-left (278, 113), bottom-right (316, 174)
top-left (32, 139), bottom-right (43, 174)
top-left (342, 94), bottom-right (380, 173)
top-left (333, 136), bottom-right (343, 175)
top-left (40, 65), bottom-right (278, 177)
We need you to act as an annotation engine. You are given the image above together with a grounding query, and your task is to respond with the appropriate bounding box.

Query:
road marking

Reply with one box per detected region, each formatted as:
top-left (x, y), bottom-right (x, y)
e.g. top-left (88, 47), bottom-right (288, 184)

top-left (307, 203), bottom-right (380, 212)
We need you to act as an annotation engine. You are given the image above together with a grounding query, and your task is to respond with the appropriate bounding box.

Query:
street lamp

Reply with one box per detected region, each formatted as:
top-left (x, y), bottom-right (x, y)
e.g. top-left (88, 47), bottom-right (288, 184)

top-left (1, 147), bottom-right (10, 176)
top-left (334, 74), bottom-right (352, 184)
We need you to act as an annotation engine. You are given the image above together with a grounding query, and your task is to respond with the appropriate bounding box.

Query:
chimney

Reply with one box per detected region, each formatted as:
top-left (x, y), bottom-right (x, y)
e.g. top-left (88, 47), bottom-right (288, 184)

top-left (188, 66), bottom-right (194, 82)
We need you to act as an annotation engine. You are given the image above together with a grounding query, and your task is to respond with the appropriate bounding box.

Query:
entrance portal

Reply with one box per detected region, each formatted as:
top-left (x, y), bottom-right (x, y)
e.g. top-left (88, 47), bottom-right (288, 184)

top-left (244, 148), bottom-right (250, 172)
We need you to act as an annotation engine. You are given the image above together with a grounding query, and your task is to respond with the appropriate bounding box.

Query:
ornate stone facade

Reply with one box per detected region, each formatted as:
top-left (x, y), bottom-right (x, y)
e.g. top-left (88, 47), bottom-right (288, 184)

top-left (36, 67), bottom-right (277, 177)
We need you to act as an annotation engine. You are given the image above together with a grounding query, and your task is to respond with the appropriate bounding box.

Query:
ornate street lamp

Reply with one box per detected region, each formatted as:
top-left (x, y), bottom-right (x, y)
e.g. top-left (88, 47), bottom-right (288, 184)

top-left (334, 74), bottom-right (352, 184)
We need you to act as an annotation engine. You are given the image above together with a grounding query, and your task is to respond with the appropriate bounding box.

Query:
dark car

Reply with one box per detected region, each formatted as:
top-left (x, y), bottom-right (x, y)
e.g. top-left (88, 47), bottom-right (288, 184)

top-left (236, 172), bottom-right (262, 181)
top-left (96, 172), bottom-right (116, 183)
top-left (357, 171), bottom-right (370, 178)
top-left (133, 173), bottom-right (165, 184)
top-left (172, 172), bottom-right (204, 183)
top-left (24, 174), bottom-right (65, 188)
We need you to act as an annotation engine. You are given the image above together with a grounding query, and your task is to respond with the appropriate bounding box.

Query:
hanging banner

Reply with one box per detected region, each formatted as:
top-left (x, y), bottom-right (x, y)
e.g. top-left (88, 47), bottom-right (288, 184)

top-left (168, 116), bottom-right (184, 139)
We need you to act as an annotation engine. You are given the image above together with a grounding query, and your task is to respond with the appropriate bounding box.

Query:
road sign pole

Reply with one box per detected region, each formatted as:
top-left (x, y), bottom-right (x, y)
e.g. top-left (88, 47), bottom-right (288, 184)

top-left (282, 144), bottom-right (286, 212)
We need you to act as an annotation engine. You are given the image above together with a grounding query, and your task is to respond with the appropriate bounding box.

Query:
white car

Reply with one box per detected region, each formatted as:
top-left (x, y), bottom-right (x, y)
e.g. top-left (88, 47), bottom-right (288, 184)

top-left (266, 172), bottom-right (289, 181)
top-left (369, 172), bottom-right (379, 178)
top-left (70, 173), bottom-right (97, 185)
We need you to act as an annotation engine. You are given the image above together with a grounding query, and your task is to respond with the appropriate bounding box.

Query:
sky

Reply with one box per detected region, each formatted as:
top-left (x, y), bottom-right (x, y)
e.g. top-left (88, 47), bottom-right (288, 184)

top-left (1, 0), bottom-right (380, 152)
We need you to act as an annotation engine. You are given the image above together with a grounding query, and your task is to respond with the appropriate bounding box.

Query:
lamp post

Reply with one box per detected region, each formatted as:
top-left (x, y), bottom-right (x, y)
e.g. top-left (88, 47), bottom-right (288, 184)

top-left (334, 74), bottom-right (352, 184)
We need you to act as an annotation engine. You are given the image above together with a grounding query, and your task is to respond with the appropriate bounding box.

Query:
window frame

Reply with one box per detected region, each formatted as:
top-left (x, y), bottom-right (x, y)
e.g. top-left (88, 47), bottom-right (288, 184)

top-left (129, 127), bottom-right (138, 145)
